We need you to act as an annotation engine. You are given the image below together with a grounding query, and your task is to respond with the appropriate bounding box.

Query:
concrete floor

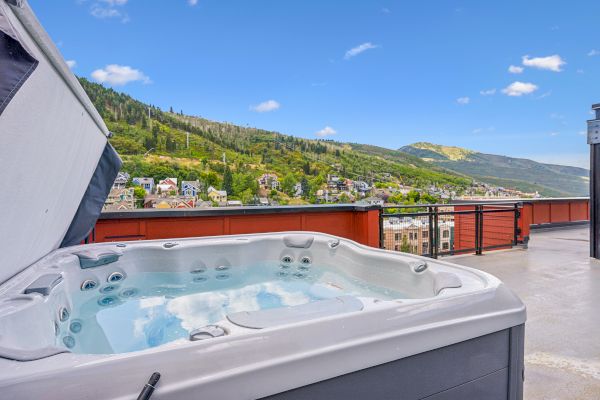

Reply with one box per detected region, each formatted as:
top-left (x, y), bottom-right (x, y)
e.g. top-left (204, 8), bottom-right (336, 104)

top-left (448, 226), bottom-right (600, 400)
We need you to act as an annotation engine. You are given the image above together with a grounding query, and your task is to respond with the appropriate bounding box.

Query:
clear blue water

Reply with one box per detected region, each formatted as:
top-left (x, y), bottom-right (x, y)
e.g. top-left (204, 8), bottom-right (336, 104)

top-left (62, 261), bottom-right (403, 354)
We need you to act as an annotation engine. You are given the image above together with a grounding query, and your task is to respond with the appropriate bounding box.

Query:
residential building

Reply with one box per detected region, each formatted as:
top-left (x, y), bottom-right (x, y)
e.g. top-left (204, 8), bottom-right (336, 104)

top-left (103, 188), bottom-right (135, 211)
top-left (382, 218), bottom-right (454, 255)
top-left (181, 180), bottom-right (202, 198)
top-left (112, 172), bottom-right (130, 190)
top-left (226, 200), bottom-right (243, 207)
top-left (293, 182), bottom-right (303, 197)
top-left (132, 177), bottom-right (154, 194)
top-left (360, 196), bottom-right (384, 207)
top-left (157, 178), bottom-right (178, 194)
top-left (207, 186), bottom-right (227, 203)
top-left (144, 195), bottom-right (195, 209)
top-left (258, 173), bottom-right (280, 190)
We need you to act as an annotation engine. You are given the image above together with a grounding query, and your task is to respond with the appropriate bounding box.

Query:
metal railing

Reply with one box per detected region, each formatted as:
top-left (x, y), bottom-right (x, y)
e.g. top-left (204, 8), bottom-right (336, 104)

top-left (379, 202), bottom-right (522, 258)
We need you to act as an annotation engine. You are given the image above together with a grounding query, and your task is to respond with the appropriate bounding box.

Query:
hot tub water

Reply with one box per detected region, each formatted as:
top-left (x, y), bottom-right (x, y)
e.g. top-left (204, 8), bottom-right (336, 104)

top-left (62, 261), bottom-right (405, 354)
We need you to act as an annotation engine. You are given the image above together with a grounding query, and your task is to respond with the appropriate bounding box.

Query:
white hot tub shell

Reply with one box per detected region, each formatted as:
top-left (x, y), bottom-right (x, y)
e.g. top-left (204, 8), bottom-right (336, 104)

top-left (0, 1), bottom-right (526, 399)
top-left (0, 232), bottom-right (526, 400)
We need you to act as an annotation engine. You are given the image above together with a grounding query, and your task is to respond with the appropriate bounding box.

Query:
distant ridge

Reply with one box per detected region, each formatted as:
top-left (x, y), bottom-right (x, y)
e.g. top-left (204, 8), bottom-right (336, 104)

top-left (400, 142), bottom-right (589, 197)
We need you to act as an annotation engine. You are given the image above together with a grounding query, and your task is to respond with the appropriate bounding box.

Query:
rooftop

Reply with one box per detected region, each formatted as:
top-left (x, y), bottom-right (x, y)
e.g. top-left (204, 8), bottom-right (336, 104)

top-left (449, 226), bottom-right (600, 399)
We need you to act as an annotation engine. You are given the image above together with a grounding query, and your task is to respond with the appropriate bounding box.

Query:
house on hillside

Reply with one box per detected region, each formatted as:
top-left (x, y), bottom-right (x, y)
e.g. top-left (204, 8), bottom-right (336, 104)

top-left (293, 182), bottom-right (303, 197)
top-left (157, 178), bottom-right (178, 194)
top-left (181, 180), bottom-right (202, 198)
top-left (258, 173), bottom-right (280, 190)
top-left (103, 188), bottom-right (135, 211)
top-left (207, 186), bottom-right (227, 204)
top-left (354, 180), bottom-right (372, 194)
top-left (226, 200), bottom-right (243, 207)
top-left (112, 172), bottom-right (130, 190)
top-left (144, 195), bottom-right (195, 209)
top-left (132, 177), bottom-right (155, 194)
top-left (360, 196), bottom-right (385, 207)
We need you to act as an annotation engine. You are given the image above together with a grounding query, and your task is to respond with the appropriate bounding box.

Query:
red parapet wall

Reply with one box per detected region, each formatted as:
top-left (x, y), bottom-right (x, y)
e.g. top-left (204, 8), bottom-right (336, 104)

top-left (91, 206), bottom-right (381, 248)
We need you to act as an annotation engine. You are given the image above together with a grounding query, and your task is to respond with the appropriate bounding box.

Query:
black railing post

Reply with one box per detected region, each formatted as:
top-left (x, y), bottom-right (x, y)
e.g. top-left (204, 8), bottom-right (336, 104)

top-left (433, 206), bottom-right (439, 259)
top-left (513, 204), bottom-right (520, 246)
top-left (589, 103), bottom-right (600, 259)
top-left (474, 205), bottom-right (482, 255)
top-left (379, 208), bottom-right (384, 249)
top-left (428, 206), bottom-right (434, 258)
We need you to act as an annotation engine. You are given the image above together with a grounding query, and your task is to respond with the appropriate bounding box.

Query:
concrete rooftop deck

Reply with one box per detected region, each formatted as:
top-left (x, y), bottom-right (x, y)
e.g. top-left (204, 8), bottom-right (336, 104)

top-left (449, 226), bottom-right (600, 399)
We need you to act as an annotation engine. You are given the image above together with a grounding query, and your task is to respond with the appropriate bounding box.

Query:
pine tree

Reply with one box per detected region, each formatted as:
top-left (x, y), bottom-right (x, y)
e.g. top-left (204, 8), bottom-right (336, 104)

top-left (223, 166), bottom-right (233, 195)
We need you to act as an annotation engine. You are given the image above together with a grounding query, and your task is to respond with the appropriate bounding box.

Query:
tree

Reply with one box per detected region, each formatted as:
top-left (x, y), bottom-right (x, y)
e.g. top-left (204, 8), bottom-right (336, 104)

top-left (281, 173), bottom-right (296, 196)
top-left (300, 176), bottom-right (310, 198)
top-left (223, 166), bottom-right (233, 195)
top-left (400, 235), bottom-right (411, 253)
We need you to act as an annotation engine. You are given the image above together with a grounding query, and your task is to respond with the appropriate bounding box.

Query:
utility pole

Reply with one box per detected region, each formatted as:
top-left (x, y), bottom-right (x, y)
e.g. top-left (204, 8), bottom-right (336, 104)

top-left (186, 132), bottom-right (190, 149)
top-left (148, 107), bottom-right (152, 130)
top-left (588, 103), bottom-right (600, 258)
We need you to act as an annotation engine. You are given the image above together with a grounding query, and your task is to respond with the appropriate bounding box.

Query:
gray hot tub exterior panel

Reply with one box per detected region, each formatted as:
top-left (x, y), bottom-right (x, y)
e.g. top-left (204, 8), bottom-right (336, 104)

top-left (263, 324), bottom-right (525, 400)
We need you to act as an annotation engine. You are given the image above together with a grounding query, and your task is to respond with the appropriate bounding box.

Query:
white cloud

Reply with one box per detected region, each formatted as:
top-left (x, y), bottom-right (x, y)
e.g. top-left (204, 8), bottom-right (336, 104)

top-left (381, 7), bottom-right (390, 13)
top-left (549, 132), bottom-right (560, 136)
top-left (91, 64), bottom-right (151, 86)
top-left (456, 97), bottom-right (470, 105)
top-left (508, 65), bottom-right (524, 74)
top-left (66, 60), bottom-right (77, 69)
top-left (588, 49), bottom-right (600, 56)
top-left (316, 126), bottom-right (337, 137)
top-left (522, 54), bottom-right (565, 72)
top-left (344, 42), bottom-right (379, 59)
top-left (480, 88), bottom-right (496, 96)
top-left (472, 128), bottom-right (483, 134)
top-left (89, 0), bottom-right (129, 22)
top-left (502, 81), bottom-right (538, 97)
top-left (188, 0), bottom-right (198, 5)
top-left (250, 100), bottom-right (280, 113)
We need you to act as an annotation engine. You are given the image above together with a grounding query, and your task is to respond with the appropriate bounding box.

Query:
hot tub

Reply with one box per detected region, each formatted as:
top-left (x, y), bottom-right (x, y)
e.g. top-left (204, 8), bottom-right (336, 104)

top-left (0, 1), bottom-right (525, 398)
top-left (0, 232), bottom-right (525, 399)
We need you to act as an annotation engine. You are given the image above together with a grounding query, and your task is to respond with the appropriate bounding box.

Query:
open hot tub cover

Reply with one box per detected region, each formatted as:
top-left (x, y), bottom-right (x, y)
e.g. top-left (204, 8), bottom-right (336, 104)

top-left (0, 0), bottom-right (121, 283)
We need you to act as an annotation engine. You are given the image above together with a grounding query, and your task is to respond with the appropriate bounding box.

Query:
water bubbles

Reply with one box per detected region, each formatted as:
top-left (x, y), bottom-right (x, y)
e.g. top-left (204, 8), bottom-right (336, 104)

top-left (190, 267), bottom-right (206, 274)
top-left (215, 273), bottom-right (230, 280)
top-left (215, 265), bottom-right (230, 271)
top-left (192, 276), bottom-right (208, 283)
top-left (297, 265), bottom-right (311, 271)
top-left (293, 272), bottom-right (307, 279)
top-left (276, 271), bottom-right (289, 277)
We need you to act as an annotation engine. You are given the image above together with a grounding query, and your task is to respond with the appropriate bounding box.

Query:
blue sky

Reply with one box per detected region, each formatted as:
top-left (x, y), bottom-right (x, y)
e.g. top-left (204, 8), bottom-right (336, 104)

top-left (29, 0), bottom-right (600, 168)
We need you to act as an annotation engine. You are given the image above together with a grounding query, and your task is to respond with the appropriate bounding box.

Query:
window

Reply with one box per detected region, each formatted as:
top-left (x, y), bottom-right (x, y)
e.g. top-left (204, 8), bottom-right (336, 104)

top-left (394, 245), bottom-right (400, 251)
top-left (394, 233), bottom-right (400, 241)
top-left (442, 242), bottom-right (449, 250)
top-left (442, 229), bottom-right (450, 238)
top-left (422, 243), bottom-right (428, 253)
top-left (422, 230), bottom-right (428, 238)
top-left (409, 232), bottom-right (414, 240)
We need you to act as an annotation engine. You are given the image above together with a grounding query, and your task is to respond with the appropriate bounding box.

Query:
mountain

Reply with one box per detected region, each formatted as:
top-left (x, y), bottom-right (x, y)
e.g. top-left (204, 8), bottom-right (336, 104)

top-left (400, 142), bottom-right (589, 197)
top-left (79, 79), bottom-right (471, 204)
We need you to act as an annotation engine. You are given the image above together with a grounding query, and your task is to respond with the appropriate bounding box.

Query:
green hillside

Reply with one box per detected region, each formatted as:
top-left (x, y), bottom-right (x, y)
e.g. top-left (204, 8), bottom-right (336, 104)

top-left (79, 79), bottom-right (471, 203)
top-left (401, 142), bottom-right (589, 197)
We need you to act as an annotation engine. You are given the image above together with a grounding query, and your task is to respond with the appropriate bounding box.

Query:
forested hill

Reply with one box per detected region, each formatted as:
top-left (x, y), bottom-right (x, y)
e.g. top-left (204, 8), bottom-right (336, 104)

top-left (401, 142), bottom-right (589, 197)
top-left (79, 78), bottom-right (471, 203)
